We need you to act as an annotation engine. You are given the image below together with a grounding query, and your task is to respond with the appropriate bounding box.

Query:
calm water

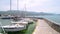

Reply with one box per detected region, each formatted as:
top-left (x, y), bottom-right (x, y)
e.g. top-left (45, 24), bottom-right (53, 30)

top-left (0, 15), bottom-right (60, 33)
top-left (0, 19), bottom-right (12, 33)
top-left (0, 19), bottom-right (12, 26)
top-left (37, 15), bottom-right (60, 25)
top-left (0, 15), bottom-right (60, 25)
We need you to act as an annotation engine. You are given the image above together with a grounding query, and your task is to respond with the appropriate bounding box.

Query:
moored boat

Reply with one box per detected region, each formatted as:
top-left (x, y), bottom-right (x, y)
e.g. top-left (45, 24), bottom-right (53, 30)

top-left (0, 19), bottom-right (29, 32)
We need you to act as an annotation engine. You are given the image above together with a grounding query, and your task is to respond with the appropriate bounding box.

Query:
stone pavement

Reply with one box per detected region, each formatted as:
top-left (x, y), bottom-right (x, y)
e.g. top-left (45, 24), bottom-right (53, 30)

top-left (32, 19), bottom-right (60, 34)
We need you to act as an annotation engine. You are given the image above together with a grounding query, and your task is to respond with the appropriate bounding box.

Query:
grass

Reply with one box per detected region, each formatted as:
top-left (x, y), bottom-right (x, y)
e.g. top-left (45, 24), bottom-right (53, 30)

top-left (25, 23), bottom-right (36, 34)
top-left (6, 22), bottom-right (36, 34)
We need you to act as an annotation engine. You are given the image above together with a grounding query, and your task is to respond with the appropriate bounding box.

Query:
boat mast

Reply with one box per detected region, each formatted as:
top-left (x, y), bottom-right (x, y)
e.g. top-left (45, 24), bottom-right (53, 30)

top-left (24, 0), bottom-right (26, 17)
top-left (17, 0), bottom-right (19, 10)
top-left (10, 0), bottom-right (12, 11)
top-left (16, 0), bottom-right (26, 17)
top-left (24, 0), bottom-right (26, 12)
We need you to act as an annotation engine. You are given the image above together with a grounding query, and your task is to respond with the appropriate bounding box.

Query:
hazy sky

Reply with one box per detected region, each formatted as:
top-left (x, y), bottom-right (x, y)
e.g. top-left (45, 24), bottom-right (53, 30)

top-left (0, 0), bottom-right (60, 14)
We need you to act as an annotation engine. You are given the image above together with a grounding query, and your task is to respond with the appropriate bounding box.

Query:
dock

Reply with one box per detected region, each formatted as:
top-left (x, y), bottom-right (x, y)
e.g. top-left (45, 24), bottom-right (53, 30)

top-left (32, 19), bottom-right (60, 34)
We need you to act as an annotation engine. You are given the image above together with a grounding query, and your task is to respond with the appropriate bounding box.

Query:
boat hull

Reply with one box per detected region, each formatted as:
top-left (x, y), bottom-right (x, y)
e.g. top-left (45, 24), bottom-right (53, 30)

top-left (0, 25), bottom-right (26, 32)
top-left (3, 27), bottom-right (26, 32)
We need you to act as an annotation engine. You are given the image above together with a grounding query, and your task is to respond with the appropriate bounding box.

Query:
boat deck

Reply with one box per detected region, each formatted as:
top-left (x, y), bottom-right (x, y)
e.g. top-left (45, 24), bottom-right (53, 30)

top-left (33, 19), bottom-right (60, 34)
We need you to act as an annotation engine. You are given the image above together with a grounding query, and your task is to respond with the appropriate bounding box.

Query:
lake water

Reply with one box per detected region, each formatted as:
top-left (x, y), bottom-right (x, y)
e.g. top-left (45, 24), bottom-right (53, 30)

top-left (39, 15), bottom-right (60, 24)
top-left (0, 19), bottom-right (12, 33)
top-left (0, 19), bottom-right (12, 26)
top-left (0, 15), bottom-right (60, 33)
top-left (32, 15), bottom-right (60, 25)
top-left (0, 15), bottom-right (60, 26)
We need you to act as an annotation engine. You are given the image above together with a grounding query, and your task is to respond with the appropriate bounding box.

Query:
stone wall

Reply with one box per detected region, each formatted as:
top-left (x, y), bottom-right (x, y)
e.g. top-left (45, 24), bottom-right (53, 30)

top-left (43, 18), bottom-right (60, 33)
top-left (26, 17), bottom-right (60, 32)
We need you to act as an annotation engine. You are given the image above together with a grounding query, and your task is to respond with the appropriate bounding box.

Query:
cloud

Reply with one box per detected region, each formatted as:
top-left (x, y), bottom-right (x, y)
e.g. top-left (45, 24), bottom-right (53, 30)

top-left (0, 0), bottom-right (60, 13)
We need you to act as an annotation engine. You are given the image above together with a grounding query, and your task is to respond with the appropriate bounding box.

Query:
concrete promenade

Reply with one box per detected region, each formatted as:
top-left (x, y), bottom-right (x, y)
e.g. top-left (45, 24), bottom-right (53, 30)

top-left (32, 19), bottom-right (60, 34)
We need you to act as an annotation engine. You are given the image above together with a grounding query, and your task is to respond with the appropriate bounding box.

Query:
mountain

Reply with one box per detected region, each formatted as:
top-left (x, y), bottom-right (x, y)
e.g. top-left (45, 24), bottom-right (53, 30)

top-left (0, 10), bottom-right (55, 16)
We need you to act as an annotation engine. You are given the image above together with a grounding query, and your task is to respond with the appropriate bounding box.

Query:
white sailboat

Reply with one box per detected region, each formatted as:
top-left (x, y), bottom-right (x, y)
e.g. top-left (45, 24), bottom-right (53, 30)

top-left (0, 20), bottom-right (27, 32)
top-left (0, 0), bottom-right (27, 32)
top-left (0, 0), bottom-right (34, 32)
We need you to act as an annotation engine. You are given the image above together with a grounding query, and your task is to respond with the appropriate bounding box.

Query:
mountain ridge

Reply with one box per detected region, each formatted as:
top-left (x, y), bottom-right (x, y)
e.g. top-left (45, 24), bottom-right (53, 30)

top-left (0, 10), bottom-right (56, 16)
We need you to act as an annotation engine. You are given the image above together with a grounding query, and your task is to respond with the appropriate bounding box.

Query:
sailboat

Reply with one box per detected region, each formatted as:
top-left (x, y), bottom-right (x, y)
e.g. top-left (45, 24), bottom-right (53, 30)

top-left (0, 0), bottom-right (30, 32)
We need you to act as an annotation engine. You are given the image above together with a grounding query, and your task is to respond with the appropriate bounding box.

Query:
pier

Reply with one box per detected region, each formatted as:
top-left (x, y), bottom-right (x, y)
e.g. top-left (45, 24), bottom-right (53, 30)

top-left (32, 19), bottom-right (60, 34)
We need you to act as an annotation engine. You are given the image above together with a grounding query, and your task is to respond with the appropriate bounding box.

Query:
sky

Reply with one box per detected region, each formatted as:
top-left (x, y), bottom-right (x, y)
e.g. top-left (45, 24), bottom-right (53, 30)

top-left (0, 0), bottom-right (60, 14)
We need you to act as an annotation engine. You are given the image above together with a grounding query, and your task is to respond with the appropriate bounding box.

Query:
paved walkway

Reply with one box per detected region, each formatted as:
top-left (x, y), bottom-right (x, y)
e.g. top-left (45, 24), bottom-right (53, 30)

top-left (32, 19), bottom-right (60, 34)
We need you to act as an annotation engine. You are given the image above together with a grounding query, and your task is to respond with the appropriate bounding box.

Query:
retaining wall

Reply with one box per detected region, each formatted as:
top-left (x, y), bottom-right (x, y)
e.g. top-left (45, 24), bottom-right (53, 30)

top-left (43, 18), bottom-right (60, 33)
